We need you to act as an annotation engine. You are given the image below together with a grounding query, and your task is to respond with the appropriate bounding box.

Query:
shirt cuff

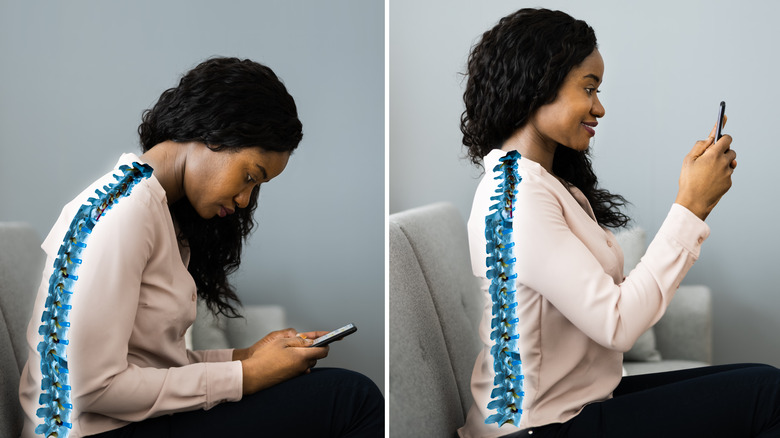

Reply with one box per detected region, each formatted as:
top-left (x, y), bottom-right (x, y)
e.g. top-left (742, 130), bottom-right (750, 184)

top-left (663, 203), bottom-right (711, 258)
top-left (204, 360), bottom-right (243, 409)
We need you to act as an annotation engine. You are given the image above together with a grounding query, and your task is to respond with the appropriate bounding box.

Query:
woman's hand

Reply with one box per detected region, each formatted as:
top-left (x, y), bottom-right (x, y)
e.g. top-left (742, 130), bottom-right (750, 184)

top-left (238, 329), bottom-right (330, 395)
top-left (675, 123), bottom-right (737, 221)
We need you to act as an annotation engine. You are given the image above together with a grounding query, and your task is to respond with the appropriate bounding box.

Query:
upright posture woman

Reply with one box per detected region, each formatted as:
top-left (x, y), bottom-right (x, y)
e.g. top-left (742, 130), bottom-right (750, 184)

top-left (19, 57), bottom-right (383, 438)
top-left (459, 8), bottom-right (780, 438)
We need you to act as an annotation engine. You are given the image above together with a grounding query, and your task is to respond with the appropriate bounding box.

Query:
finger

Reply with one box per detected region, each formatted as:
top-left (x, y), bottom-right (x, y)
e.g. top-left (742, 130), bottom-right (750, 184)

top-left (299, 331), bottom-right (330, 339)
top-left (280, 328), bottom-right (298, 336)
top-left (306, 345), bottom-right (330, 359)
top-left (708, 134), bottom-right (733, 154)
top-left (268, 328), bottom-right (298, 339)
top-left (286, 336), bottom-right (314, 347)
top-left (724, 149), bottom-right (737, 168)
top-left (690, 137), bottom-right (714, 157)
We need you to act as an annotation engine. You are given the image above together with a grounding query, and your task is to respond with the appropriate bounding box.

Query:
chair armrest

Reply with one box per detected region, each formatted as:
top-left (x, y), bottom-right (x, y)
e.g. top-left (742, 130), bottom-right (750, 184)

top-left (654, 285), bottom-right (712, 364)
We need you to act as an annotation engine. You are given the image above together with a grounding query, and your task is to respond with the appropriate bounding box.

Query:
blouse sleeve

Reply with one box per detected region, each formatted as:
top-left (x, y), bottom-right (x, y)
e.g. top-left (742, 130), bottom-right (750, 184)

top-left (186, 348), bottom-right (235, 363)
top-left (512, 181), bottom-right (710, 352)
top-left (63, 184), bottom-right (242, 421)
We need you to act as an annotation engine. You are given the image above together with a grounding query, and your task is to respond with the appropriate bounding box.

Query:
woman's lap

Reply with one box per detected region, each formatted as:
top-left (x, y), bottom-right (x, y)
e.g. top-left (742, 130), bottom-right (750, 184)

top-left (507, 363), bottom-right (780, 438)
top-left (87, 368), bottom-right (384, 438)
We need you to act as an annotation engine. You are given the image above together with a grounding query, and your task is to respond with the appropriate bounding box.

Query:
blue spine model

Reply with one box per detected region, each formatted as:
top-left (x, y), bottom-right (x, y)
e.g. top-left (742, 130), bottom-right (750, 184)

top-left (484, 150), bottom-right (524, 427)
top-left (35, 162), bottom-right (153, 438)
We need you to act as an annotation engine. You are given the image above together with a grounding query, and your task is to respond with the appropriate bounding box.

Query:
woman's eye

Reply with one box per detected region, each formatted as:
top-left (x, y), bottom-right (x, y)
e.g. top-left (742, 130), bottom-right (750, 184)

top-left (585, 88), bottom-right (601, 96)
top-left (247, 174), bottom-right (256, 183)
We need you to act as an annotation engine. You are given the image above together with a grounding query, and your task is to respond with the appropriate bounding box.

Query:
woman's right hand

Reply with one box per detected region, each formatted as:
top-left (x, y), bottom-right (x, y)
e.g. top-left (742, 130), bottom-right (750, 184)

top-left (240, 331), bottom-right (329, 395)
top-left (675, 126), bottom-right (737, 221)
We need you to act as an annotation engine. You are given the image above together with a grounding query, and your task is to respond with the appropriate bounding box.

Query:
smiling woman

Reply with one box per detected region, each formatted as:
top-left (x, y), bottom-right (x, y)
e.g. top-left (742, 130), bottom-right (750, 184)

top-left (455, 8), bottom-right (780, 438)
top-left (18, 57), bottom-right (383, 438)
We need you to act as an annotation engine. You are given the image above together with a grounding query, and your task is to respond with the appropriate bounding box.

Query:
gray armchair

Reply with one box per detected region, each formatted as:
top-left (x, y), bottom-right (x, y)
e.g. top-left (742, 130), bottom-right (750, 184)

top-left (389, 203), bottom-right (713, 438)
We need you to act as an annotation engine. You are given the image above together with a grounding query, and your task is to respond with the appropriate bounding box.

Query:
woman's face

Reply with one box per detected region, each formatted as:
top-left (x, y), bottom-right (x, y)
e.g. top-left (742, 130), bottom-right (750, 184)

top-left (184, 145), bottom-right (290, 219)
top-left (529, 49), bottom-right (605, 151)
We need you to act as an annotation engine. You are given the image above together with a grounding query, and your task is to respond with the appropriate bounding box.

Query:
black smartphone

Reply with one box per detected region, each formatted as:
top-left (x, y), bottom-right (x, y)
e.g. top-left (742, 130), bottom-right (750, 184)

top-left (310, 323), bottom-right (357, 347)
top-left (715, 101), bottom-right (726, 141)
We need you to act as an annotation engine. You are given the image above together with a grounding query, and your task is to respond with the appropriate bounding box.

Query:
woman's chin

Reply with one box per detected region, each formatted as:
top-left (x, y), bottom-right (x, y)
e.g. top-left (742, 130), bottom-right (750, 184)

top-left (561, 142), bottom-right (590, 152)
top-left (193, 207), bottom-right (216, 220)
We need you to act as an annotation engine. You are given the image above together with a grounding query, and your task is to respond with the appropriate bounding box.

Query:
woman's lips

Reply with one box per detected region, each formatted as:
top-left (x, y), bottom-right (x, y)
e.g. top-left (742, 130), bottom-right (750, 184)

top-left (581, 122), bottom-right (597, 136)
top-left (219, 206), bottom-right (235, 218)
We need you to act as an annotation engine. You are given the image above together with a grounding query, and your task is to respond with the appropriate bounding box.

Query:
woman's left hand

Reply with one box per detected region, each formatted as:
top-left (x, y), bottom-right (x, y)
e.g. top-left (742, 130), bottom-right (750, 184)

top-left (233, 328), bottom-right (330, 361)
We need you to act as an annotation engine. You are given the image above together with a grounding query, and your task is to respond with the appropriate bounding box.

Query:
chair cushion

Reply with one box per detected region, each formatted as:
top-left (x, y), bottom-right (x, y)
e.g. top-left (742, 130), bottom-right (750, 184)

top-left (390, 222), bottom-right (464, 437)
top-left (225, 305), bottom-right (286, 349)
top-left (0, 223), bottom-right (45, 372)
top-left (614, 227), bottom-right (663, 362)
top-left (390, 203), bottom-right (483, 417)
top-left (624, 359), bottom-right (709, 375)
top-left (191, 299), bottom-right (232, 350)
top-left (0, 307), bottom-right (24, 436)
top-left (654, 285), bottom-right (712, 363)
top-left (0, 222), bottom-right (45, 438)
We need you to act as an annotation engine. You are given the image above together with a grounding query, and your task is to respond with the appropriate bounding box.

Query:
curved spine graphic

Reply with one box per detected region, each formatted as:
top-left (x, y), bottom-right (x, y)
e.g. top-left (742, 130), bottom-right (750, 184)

top-left (484, 150), bottom-right (524, 427)
top-left (35, 162), bottom-right (153, 438)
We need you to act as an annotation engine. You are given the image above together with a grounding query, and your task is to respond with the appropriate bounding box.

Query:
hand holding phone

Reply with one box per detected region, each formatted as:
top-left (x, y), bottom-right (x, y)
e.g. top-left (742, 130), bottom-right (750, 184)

top-left (674, 100), bottom-right (736, 221)
top-left (310, 323), bottom-right (357, 347)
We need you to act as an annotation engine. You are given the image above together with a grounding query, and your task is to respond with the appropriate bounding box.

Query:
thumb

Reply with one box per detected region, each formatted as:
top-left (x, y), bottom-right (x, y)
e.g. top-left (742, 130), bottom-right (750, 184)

top-left (690, 136), bottom-right (714, 158)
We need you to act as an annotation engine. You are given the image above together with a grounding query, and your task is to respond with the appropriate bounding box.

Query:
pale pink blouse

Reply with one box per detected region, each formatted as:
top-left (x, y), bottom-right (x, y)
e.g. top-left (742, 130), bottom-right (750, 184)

top-left (19, 153), bottom-right (243, 438)
top-left (458, 149), bottom-right (710, 437)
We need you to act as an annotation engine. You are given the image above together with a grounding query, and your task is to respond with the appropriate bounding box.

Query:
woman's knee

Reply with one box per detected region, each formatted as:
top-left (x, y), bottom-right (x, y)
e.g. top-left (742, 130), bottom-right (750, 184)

top-left (311, 368), bottom-right (383, 401)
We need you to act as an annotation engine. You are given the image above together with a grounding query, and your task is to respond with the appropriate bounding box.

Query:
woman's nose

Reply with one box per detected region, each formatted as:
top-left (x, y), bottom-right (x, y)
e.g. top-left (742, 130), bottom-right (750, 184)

top-left (234, 186), bottom-right (253, 209)
top-left (592, 94), bottom-right (605, 118)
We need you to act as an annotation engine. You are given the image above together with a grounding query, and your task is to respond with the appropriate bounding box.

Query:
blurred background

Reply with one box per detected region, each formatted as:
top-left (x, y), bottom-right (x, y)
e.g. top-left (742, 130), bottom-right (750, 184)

top-left (391, 0), bottom-right (780, 367)
top-left (0, 0), bottom-right (385, 392)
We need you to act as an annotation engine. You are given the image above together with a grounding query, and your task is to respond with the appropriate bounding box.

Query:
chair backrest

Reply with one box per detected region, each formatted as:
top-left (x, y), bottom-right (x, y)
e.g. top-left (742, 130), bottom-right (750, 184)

top-left (389, 203), bottom-right (483, 437)
top-left (0, 222), bottom-right (45, 438)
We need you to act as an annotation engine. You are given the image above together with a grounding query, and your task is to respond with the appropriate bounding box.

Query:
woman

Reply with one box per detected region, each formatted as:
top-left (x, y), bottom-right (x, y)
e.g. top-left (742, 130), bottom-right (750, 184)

top-left (459, 8), bottom-right (780, 438)
top-left (19, 57), bottom-right (383, 438)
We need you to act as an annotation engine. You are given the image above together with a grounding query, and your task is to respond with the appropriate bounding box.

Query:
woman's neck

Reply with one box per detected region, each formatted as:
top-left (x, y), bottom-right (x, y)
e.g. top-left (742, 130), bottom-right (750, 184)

top-left (501, 125), bottom-right (557, 175)
top-left (139, 141), bottom-right (193, 204)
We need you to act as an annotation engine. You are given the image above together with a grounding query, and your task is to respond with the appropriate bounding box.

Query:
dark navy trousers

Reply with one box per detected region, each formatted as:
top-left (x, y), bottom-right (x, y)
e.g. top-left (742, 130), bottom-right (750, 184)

top-left (87, 368), bottom-right (384, 438)
top-left (506, 363), bottom-right (780, 438)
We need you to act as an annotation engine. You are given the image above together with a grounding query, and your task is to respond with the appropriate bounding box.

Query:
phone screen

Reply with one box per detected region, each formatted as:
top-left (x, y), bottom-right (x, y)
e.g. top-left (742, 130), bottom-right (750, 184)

top-left (310, 323), bottom-right (357, 347)
top-left (716, 101), bottom-right (726, 141)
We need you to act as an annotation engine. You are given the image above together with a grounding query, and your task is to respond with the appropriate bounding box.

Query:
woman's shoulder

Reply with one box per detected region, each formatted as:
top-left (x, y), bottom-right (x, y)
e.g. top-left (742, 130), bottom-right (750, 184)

top-left (41, 154), bottom-right (166, 256)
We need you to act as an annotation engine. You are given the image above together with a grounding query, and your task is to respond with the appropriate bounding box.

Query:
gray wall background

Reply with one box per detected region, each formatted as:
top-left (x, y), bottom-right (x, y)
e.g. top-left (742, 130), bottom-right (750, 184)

top-left (0, 1), bottom-right (385, 392)
top-left (391, 0), bottom-right (780, 367)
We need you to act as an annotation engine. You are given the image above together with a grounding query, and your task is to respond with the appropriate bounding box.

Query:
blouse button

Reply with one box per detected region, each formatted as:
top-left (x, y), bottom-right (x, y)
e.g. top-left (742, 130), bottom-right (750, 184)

top-left (191, 293), bottom-right (197, 302)
top-left (607, 240), bottom-right (613, 247)
top-left (698, 237), bottom-right (704, 244)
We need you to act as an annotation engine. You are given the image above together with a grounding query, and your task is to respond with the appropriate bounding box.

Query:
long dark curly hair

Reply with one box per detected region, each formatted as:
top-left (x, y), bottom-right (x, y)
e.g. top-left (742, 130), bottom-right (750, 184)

top-left (139, 57), bottom-right (303, 317)
top-left (461, 8), bottom-right (629, 228)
